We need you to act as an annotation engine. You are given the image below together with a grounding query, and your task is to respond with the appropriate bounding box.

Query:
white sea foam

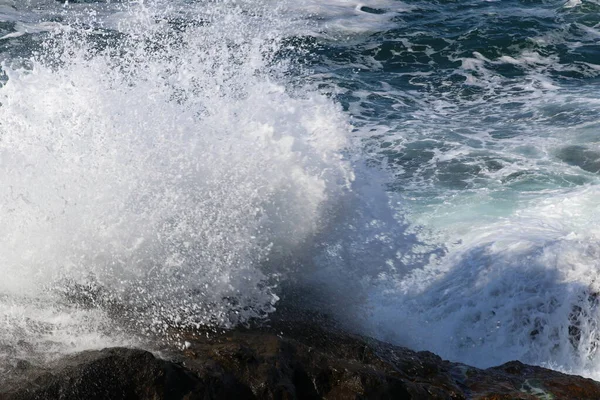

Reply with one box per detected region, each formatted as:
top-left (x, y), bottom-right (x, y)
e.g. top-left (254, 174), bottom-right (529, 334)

top-left (351, 185), bottom-right (600, 378)
top-left (0, 0), bottom-right (356, 360)
top-left (3, 0), bottom-right (600, 383)
top-left (287, 0), bottom-right (412, 36)
top-left (564, 0), bottom-right (583, 8)
top-left (284, 0), bottom-right (600, 379)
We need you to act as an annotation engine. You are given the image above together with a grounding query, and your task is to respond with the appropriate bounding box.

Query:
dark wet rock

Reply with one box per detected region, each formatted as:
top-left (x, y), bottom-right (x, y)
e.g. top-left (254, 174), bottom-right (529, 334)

top-left (454, 361), bottom-right (600, 399)
top-left (0, 348), bottom-right (208, 400)
top-left (3, 316), bottom-right (600, 400)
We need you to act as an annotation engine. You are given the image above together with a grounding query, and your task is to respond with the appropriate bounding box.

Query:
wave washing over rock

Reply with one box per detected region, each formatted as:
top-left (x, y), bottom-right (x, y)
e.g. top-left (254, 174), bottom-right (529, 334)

top-left (0, 0), bottom-right (356, 352)
top-left (1, 0), bottom-right (600, 395)
top-left (5, 309), bottom-right (600, 400)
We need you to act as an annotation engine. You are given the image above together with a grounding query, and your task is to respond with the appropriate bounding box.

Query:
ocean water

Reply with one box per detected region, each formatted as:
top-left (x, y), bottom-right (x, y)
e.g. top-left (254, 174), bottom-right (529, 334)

top-left (1, 0), bottom-right (600, 380)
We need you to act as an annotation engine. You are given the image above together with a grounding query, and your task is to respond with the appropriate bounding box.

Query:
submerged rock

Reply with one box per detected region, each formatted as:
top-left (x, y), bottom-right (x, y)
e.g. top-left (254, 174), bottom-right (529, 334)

top-left (2, 316), bottom-right (600, 400)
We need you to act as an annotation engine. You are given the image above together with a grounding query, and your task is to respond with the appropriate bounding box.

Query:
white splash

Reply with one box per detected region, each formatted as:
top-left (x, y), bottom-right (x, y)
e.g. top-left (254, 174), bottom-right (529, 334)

top-left (0, 0), bottom-right (353, 359)
top-left (358, 185), bottom-right (600, 379)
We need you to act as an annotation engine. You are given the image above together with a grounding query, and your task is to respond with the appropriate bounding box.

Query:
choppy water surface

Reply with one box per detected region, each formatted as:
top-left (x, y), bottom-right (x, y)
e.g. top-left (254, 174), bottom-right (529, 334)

top-left (1, 0), bottom-right (600, 380)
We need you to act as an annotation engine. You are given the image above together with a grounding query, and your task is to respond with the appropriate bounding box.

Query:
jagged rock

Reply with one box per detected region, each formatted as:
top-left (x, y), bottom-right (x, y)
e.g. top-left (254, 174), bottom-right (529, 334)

top-left (2, 317), bottom-right (600, 400)
top-left (0, 348), bottom-right (207, 400)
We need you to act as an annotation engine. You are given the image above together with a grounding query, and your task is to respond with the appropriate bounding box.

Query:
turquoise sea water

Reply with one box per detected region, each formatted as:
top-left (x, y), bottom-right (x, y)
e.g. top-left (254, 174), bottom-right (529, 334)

top-left (1, 0), bottom-right (600, 379)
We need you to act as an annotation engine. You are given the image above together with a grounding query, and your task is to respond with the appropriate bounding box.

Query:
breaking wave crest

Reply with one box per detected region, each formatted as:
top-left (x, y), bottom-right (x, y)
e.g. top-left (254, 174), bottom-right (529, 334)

top-left (0, 0), bottom-right (357, 360)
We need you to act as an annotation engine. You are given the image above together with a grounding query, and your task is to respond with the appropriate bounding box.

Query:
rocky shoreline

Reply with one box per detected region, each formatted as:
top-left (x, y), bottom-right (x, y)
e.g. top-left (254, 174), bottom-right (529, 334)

top-left (3, 306), bottom-right (600, 400)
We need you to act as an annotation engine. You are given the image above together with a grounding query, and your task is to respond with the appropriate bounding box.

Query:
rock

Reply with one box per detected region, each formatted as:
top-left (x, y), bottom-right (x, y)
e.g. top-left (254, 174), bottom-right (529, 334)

top-left (0, 348), bottom-right (208, 400)
top-left (2, 315), bottom-right (600, 399)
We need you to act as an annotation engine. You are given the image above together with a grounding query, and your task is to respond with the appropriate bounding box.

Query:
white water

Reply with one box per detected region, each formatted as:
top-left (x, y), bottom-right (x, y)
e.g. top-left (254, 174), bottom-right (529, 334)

top-left (287, 0), bottom-right (600, 380)
top-left (357, 185), bottom-right (600, 378)
top-left (0, 0), bottom-right (357, 364)
top-left (2, 0), bottom-right (600, 383)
